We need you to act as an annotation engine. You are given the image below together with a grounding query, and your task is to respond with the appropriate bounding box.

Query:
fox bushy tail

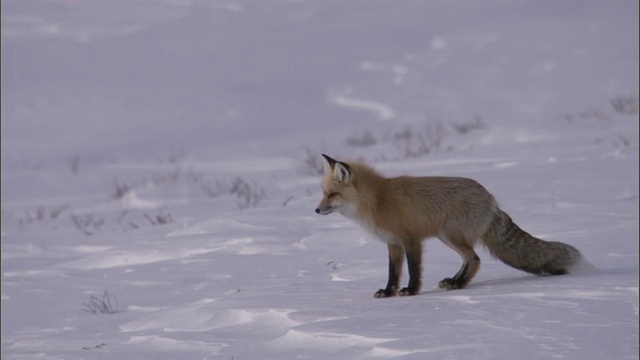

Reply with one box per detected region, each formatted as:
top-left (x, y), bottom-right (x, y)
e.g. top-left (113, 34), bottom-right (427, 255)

top-left (482, 209), bottom-right (581, 275)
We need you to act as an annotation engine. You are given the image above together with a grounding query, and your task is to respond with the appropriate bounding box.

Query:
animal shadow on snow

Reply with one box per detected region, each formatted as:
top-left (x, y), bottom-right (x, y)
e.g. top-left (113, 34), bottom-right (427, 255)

top-left (418, 266), bottom-right (621, 296)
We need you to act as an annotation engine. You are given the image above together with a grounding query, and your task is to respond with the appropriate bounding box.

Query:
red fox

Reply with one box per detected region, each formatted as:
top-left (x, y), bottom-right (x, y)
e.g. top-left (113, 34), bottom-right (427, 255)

top-left (315, 154), bottom-right (581, 298)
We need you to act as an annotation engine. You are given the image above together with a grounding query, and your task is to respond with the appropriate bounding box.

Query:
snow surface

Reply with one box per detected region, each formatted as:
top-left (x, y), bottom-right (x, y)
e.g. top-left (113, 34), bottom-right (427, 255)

top-left (1, 0), bottom-right (638, 359)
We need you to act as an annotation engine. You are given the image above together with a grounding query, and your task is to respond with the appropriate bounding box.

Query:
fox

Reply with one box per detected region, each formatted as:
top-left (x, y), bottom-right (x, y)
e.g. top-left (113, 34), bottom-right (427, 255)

top-left (315, 154), bottom-right (582, 298)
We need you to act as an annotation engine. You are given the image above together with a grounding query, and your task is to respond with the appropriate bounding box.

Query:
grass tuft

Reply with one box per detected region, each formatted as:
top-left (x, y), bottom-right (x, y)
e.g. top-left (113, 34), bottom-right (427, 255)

top-left (82, 290), bottom-right (118, 314)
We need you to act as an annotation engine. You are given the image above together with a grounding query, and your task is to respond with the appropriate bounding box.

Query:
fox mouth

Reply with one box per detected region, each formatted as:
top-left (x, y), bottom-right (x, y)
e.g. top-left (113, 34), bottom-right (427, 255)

top-left (315, 208), bottom-right (333, 215)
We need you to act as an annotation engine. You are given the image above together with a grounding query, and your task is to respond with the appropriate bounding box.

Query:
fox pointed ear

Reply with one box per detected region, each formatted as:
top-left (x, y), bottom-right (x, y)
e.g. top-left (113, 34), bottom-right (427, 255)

top-left (333, 161), bottom-right (352, 184)
top-left (321, 154), bottom-right (337, 175)
top-left (321, 154), bottom-right (351, 183)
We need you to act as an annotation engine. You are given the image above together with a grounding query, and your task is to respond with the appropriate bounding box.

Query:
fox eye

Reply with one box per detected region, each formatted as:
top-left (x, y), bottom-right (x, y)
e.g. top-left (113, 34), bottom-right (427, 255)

top-left (326, 192), bottom-right (339, 199)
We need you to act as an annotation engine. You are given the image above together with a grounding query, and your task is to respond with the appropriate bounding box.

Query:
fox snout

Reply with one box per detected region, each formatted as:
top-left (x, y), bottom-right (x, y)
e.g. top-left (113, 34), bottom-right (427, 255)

top-left (315, 197), bottom-right (335, 215)
top-left (315, 203), bottom-right (333, 215)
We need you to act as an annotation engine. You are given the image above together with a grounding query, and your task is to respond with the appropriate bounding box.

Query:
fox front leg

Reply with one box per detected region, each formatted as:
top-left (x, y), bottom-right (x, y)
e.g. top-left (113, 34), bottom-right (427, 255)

top-left (398, 240), bottom-right (422, 296)
top-left (374, 244), bottom-right (404, 298)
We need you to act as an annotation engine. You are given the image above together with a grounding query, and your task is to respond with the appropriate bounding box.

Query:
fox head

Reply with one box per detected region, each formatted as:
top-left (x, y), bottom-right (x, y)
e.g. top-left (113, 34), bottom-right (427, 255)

top-left (315, 154), bottom-right (358, 217)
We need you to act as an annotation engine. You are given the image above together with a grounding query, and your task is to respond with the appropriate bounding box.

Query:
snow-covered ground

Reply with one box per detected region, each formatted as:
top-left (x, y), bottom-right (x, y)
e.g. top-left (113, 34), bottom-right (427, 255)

top-left (1, 1), bottom-right (638, 359)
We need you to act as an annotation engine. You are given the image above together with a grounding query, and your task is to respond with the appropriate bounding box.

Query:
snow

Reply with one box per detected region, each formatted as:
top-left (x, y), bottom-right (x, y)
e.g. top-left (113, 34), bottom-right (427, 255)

top-left (1, 0), bottom-right (638, 359)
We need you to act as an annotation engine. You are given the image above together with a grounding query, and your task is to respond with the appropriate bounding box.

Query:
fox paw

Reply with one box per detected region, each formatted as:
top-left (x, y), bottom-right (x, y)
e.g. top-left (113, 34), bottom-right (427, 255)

top-left (374, 289), bottom-right (396, 298)
top-left (398, 287), bottom-right (419, 296)
top-left (438, 278), bottom-right (465, 290)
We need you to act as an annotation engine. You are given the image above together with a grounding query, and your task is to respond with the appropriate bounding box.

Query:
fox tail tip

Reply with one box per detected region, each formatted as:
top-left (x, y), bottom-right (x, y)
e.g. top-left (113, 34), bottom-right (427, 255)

top-left (569, 256), bottom-right (598, 275)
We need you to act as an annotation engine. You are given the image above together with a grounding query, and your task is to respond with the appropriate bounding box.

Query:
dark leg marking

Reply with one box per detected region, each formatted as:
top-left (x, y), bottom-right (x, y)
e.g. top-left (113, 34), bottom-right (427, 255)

top-left (374, 244), bottom-right (404, 298)
top-left (439, 255), bottom-right (481, 290)
top-left (399, 241), bottom-right (422, 296)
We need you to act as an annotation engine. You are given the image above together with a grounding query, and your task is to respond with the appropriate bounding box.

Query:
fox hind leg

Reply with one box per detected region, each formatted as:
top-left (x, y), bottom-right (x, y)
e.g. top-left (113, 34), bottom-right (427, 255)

top-left (438, 237), bottom-right (481, 290)
top-left (374, 244), bottom-right (404, 298)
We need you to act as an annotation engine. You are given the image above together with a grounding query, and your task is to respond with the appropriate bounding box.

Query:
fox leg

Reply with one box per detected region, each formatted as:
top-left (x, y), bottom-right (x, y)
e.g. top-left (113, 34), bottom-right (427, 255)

top-left (438, 237), bottom-right (481, 290)
top-left (374, 244), bottom-right (404, 298)
top-left (399, 240), bottom-right (422, 296)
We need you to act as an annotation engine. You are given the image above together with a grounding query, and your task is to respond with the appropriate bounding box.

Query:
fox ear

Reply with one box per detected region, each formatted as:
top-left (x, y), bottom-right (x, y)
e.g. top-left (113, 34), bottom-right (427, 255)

top-left (321, 154), bottom-right (337, 175)
top-left (321, 154), bottom-right (351, 183)
top-left (333, 161), bottom-right (352, 184)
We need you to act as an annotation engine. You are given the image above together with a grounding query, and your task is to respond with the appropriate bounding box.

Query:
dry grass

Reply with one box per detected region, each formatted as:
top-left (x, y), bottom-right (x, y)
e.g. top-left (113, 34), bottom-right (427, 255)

top-left (82, 291), bottom-right (118, 314)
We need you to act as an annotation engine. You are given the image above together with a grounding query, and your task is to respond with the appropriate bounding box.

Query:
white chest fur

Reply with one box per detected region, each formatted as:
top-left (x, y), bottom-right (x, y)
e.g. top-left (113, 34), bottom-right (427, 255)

top-left (337, 204), bottom-right (400, 245)
top-left (351, 214), bottom-right (399, 245)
